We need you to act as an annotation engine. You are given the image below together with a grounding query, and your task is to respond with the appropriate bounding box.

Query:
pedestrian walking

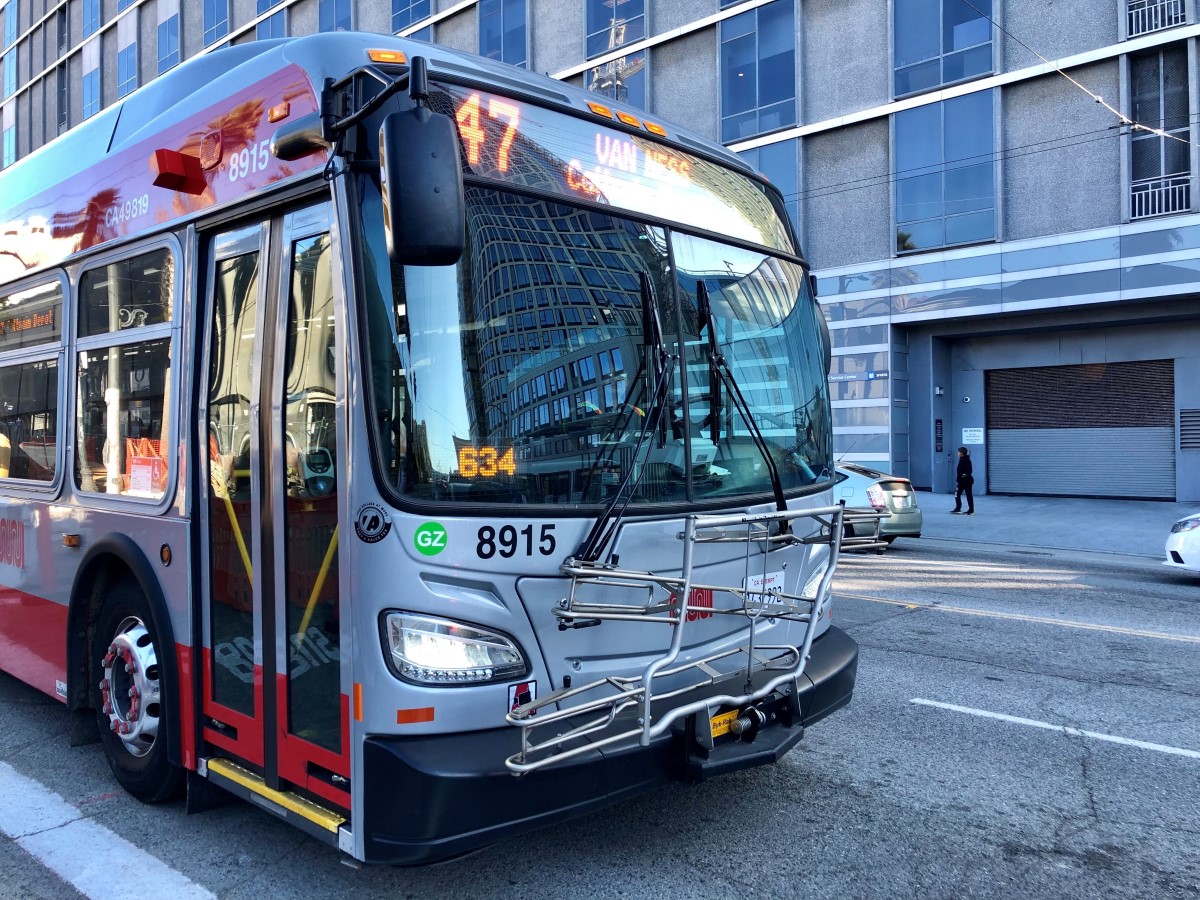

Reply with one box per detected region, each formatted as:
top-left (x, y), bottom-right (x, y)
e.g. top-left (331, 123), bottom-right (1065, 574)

top-left (951, 446), bottom-right (975, 515)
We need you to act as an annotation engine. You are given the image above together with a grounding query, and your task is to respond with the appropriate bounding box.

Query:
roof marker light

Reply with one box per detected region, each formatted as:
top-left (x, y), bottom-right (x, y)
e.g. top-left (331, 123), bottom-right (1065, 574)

top-left (616, 111), bottom-right (640, 127)
top-left (369, 49), bottom-right (407, 64)
top-left (587, 101), bottom-right (614, 119)
top-left (268, 101), bottom-right (291, 123)
top-left (644, 121), bottom-right (667, 137)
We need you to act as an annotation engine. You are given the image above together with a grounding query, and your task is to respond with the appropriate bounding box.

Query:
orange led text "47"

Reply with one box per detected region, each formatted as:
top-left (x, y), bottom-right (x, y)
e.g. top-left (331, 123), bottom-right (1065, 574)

top-left (455, 93), bottom-right (521, 172)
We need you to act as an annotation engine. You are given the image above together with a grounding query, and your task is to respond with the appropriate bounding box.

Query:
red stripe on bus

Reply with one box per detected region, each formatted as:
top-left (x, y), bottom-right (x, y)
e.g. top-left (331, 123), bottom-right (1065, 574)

top-left (0, 587), bottom-right (68, 703)
top-left (200, 647), bottom-right (265, 766)
top-left (274, 673), bottom-right (351, 808)
top-left (176, 644), bottom-right (196, 770)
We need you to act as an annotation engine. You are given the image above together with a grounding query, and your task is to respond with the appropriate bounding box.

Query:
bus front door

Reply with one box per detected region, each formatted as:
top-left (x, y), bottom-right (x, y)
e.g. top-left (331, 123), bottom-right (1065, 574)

top-left (200, 204), bottom-right (349, 812)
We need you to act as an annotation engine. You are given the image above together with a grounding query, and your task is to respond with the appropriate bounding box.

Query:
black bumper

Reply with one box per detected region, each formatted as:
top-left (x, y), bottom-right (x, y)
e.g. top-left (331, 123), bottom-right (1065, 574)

top-left (362, 626), bottom-right (858, 865)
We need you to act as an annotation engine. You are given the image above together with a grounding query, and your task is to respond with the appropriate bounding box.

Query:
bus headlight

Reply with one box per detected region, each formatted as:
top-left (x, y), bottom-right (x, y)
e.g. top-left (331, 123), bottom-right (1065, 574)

top-left (382, 612), bottom-right (528, 685)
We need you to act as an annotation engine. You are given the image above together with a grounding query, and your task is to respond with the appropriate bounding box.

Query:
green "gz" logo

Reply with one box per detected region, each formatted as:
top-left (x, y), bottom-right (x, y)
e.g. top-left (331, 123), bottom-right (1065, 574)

top-left (414, 522), bottom-right (448, 556)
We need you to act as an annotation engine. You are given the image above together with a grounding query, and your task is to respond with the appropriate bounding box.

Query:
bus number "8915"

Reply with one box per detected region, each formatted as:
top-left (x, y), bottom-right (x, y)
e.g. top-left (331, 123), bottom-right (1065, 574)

top-left (228, 140), bottom-right (271, 183)
top-left (477, 524), bottom-right (556, 559)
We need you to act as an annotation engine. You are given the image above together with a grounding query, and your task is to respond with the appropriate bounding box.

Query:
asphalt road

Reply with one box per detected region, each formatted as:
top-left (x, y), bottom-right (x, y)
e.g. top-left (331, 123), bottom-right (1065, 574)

top-left (1, 537), bottom-right (1197, 899)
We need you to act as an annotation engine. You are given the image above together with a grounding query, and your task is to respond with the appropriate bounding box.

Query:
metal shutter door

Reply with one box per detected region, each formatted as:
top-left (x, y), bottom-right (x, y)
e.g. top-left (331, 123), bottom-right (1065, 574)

top-left (985, 361), bottom-right (1176, 500)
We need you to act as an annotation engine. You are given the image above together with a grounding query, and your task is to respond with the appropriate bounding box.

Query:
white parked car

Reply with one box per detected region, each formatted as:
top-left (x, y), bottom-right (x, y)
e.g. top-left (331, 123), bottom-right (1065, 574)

top-left (1164, 512), bottom-right (1200, 572)
top-left (835, 464), bottom-right (923, 545)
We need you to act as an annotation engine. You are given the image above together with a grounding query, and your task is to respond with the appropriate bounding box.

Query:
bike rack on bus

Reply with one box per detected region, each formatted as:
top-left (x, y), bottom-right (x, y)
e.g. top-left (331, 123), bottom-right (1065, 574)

top-left (504, 504), bottom-right (851, 774)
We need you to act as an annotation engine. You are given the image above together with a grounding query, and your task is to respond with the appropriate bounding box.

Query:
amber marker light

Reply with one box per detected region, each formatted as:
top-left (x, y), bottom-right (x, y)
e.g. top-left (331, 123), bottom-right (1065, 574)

top-left (616, 111), bottom-right (641, 128)
top-left (353, 683), bottom-right (363, 722)
top-left (368, 49), bottom-right (408, 64)
top-left (160, 544), bottom-right (172, 566)
top-left (587, 101), bottom-right (614, 119)
top-left (63, 534), bottom-right (81, 548)
top-left (644, 121), bottom-right (668, 137)
top-left (268, 101), bottom-right (291, 123)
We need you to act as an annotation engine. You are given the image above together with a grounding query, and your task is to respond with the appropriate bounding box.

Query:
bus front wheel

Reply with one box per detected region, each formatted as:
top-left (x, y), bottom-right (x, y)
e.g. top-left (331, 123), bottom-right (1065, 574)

top-left (92, 578), bottom-right (183, 802)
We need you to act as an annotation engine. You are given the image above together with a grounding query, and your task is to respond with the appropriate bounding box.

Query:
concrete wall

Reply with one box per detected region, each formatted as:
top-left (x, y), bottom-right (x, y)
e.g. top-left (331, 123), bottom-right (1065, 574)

top-left (435, 8), bottom-right (477, 55)
top-left (654, 0), bottom-right (716, 37)
top-left (1002, 61), bottom-right (1122, 242)
top-left (803, 118), bottom-right (891, 270)
top-left (650, 28), bottom-right (718, 142)
top-left (802, 0), bottom-right (889, 123)
top-left (530, 0), bottom-right (582, 76)
top-left (1002, 0), bottom-right (1117, 71)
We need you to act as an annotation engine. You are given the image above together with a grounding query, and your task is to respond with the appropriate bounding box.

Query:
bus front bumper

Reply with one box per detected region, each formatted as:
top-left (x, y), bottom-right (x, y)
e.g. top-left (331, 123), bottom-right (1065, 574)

top-left (361, 626), bottom-right (858, 866)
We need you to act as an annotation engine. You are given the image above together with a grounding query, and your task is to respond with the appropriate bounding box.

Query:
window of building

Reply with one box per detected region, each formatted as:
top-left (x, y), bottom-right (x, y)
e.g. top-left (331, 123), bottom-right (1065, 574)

top-left (83, 0), bottom-right (100, 38)
top-left (204, 0), bottom-right (229, 46)
top-left (480, 0), bottom-right (527, 68)
top-left (588, 52), bottom-right (646, 108)
top-left (1, 52), bottom-right (13, 101)
top-left (586, 0), bottom-right (643, 59)
top-left (2, 1), bottom-right (16, 49)
top-left (894, 90), bottom-right (995, 253)
top-left (410, 24), bottom-right (432, 41)
top-left (1, 123), bottom-right (14, 169)
top-left (82, 67), bottom-right (100, 119)
top-left (392, 0), bottom-right (430, 33)
top-left (56, 8), bottom-right (67, 55)
top-left (56, 64), bottom-right (66, 130)
top-left (258, 0), bottom-right (280, 11)
top-left (1128, 0), bottom-right (1186, 38)
top-left (319, 0), bottom-right (351, 32)
top-left (720, 0), bottom-right (796, 143)
top-left (158, 15), bottom-right (180, 73)
top-left (1130, 46), bottom-right (1190, 218)
top-left (117, 43), bottom-right (138, 98)
top-left (0, 280), bottom-right (63, 483)
top-left (738, 138), bottom-right (799, 235)
top-left (894, 0), bottom-right (992, 97)
top-left (76, 249), bottom-right (175, 500)
top-left (118, 0), bottom-right (137, 11)
top-left (257, 10), bottom-right (286, 40)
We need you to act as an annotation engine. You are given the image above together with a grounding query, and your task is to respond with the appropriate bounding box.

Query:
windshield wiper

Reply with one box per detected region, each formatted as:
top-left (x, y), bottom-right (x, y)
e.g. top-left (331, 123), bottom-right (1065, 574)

top-left (696, 281), bottom-right (788, 520)
top-left (574, 272), bottom-right (674, 564)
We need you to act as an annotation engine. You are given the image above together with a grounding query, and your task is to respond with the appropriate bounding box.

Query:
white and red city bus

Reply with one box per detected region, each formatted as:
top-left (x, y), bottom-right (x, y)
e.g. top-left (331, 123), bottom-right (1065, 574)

top-left (0, 32), bottom-right (857, 864)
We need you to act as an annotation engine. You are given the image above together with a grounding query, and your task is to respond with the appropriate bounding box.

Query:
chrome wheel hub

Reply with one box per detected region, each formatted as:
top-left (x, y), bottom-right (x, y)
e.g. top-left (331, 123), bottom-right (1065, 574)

top-left (99, 616), bottom-right (161, 758)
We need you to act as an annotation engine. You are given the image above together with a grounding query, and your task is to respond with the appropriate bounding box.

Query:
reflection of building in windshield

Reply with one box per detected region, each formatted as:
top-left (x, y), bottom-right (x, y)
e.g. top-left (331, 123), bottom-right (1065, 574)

top-left (459, 189), bottom-right (663, 501)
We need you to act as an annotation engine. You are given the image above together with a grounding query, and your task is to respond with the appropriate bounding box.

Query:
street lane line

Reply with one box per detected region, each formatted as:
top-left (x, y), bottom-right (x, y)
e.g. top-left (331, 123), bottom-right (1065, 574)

top-left (0, 762), bottom-right (215, 900)
top-left (838, 590), bottom-right (1200, 644)
top-left (912, 698), bottom-right (1200, 760)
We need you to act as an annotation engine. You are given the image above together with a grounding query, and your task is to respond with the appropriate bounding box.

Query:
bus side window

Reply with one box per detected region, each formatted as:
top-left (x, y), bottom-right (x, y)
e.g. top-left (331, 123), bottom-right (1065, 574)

top-left (75, 248), bottom-right (175, 499)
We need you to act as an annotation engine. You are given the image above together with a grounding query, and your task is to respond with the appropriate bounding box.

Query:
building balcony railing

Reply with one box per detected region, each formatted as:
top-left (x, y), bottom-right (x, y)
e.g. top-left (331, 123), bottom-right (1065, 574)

top-left (1128, 0), bottom-right (1186, 37)
top-left (1130, 173), bottom-right (1192, 219)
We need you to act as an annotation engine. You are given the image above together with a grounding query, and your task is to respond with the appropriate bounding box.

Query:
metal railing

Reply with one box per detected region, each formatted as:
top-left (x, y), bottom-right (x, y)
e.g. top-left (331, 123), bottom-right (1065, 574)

top-left (1128, 0), bottom-right (1186, 37)
top-left (1130, 173), bottom-right (1191, 219)
top-left (504, 504), bottom-right (851, 774)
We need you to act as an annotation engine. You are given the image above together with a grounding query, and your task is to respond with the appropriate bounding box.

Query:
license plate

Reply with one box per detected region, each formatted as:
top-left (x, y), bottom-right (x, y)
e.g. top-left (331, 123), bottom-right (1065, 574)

top-left (893, 495), bottom-right (911, 509)
top-left (710, 709), bottom-right (739, 739)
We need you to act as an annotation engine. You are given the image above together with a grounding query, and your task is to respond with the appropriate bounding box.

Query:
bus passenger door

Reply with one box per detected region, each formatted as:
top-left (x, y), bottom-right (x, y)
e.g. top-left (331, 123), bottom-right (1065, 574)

top-left (199, 204), bottom-right (348, 810)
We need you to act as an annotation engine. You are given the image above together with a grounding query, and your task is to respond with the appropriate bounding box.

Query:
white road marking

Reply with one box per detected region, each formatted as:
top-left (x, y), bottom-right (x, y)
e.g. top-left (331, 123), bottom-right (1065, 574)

top-left (0, 762), bottom-right (215, 900)
top-left (838, 590), bottom-right (1200, 644)
top-left (912, 698), bottom-right (1200, 760)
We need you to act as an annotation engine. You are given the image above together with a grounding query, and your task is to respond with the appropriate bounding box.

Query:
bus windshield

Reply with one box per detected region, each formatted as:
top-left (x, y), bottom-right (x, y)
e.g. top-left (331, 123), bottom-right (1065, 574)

top-left (359, 106), bottom-right (832, 509)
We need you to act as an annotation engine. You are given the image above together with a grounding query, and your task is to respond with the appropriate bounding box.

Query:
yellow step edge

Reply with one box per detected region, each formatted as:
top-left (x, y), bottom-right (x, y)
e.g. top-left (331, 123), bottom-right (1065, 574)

top-left (206, 758), bottom-right (345, 834)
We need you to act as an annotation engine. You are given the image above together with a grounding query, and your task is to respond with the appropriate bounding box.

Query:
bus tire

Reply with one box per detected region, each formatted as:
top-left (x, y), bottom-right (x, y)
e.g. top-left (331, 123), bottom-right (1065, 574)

top-left (92, 577), bottom-right (183, 803)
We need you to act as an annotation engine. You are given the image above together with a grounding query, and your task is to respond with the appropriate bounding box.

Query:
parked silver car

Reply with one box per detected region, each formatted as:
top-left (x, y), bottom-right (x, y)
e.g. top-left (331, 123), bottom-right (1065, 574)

top-left (835, 464), bottom-right (923, 544)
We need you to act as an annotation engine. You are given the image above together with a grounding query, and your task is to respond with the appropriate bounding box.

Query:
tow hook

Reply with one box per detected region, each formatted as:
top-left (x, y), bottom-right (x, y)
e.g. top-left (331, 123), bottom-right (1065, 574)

top-left (729, 705), bottom-right (768, 743)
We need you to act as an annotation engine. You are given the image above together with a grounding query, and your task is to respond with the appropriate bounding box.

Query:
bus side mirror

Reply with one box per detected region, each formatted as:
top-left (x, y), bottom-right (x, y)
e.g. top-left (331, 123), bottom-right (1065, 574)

top-left (379, 106), bottom-right (466, 266)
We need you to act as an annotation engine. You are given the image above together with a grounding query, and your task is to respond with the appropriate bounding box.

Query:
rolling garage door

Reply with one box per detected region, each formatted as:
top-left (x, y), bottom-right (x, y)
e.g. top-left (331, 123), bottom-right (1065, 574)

top-left (985, 360), bottom-right (1176, 499)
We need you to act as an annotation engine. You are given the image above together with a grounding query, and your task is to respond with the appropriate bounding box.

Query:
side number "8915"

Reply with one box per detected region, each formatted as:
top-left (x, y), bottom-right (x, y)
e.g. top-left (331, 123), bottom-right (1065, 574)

top-left (228, 140), bottom-right (270, 182)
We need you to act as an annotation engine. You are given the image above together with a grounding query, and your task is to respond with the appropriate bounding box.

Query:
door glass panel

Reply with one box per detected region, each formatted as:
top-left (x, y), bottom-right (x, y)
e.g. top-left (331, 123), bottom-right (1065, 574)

top-left (207, 252), bottom-right (259, 715)
top-left (282, 233), bottom-right (340, 753)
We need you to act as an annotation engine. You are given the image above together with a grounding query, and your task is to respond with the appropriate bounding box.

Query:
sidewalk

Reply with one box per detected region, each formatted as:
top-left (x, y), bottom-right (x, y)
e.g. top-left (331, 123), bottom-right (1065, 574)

top-left (913, 491), bottom-right (1198, 559)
